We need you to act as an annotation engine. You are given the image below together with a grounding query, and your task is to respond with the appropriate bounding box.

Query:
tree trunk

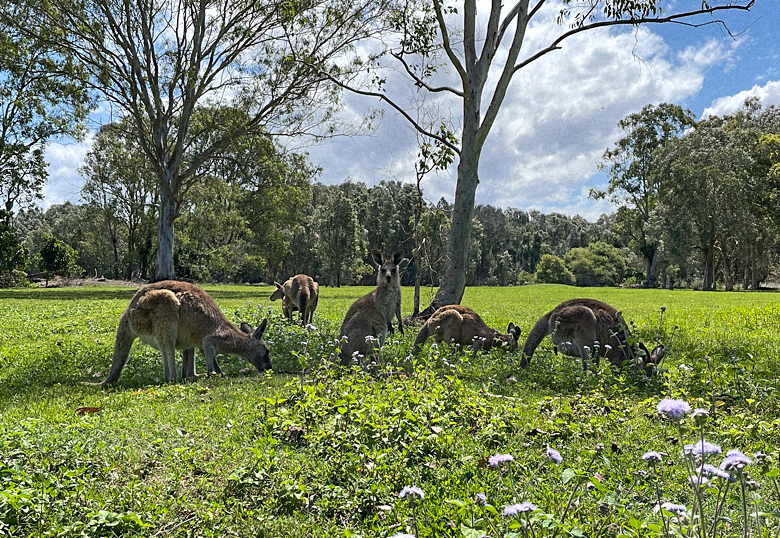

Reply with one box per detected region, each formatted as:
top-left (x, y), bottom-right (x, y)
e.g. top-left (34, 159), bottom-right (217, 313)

top-left (722, 249), bottom-right (733, 291)
top-left (431, 148), bottom-right (480, 308)
top-left (703, 246), bottom-right (715, 290)
top-left (154, 186), bottom-right (176, 281)
top-left (751, 241), bottom-right (758, 290)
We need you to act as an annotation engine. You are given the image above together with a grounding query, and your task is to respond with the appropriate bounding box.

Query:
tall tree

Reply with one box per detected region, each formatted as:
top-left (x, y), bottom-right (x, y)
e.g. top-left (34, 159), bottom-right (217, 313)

top-left (323, 0), bottom-right (755, 310)
top-left (592, 103), bottom-right (696, 287)
top-left (0, 1), bottom-right (91, 223)
top-left (20, 0), bottom-right (387, 280)
top-left (80, 120), bottom-right (158, 279)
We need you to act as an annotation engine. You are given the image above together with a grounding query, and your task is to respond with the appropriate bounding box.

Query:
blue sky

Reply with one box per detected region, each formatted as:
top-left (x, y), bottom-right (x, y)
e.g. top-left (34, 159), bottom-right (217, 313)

top-left (41, 0), bottom-right (780, 221)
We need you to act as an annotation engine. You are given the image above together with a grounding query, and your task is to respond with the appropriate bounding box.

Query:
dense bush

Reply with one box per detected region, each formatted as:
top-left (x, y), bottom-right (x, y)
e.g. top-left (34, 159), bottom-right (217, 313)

top-left (564, 241), bottom-right (628, 287)
top-left (535, 253), bottom-right (576, 285)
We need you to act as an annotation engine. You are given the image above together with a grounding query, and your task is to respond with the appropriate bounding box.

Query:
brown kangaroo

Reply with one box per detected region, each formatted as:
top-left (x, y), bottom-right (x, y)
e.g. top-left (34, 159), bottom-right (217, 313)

top-left (521, 298), bottom-right (664, 371)
top-left (413, 305), bottom-right (519, 354)
top-left (339, 249), bottom-right (404, 365)
top-left (85, 281), bottom-right (271, 385)
top-left (270, 274), bottom-right (319, 324)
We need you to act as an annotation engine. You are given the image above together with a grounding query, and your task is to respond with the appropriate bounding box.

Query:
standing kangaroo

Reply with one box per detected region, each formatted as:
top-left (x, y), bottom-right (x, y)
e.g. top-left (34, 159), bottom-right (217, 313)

top-left (339, 249), bottom-right (404, 365)
top-left (270, 274), bottom-right (319, 324)
top-left (413, 305), bottom-right (520, 354)
top-left (85, 281), bottom-right (271, 385)
top-left (521, 298), bottom-right (664, 371)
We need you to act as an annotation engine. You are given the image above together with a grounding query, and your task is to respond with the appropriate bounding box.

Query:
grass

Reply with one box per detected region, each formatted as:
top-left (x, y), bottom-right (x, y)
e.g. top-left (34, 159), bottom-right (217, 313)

top-left (1, 283), bottom-right (780, 537)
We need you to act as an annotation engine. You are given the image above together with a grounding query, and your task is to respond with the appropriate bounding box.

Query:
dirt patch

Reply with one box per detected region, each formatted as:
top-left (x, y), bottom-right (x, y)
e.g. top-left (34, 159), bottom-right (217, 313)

top-left (38, 276), bottom-right (142, 288)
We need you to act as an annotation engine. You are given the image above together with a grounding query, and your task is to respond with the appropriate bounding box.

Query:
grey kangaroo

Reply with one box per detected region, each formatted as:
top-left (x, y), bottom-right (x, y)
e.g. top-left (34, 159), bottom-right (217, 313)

top-left (413, 304), bottom-right (519, 354)
top-left (270, 274), bottom-right (319, 325)
top-left (521, 298), bottom-right (664, 371)
top-left (339, 249), bottom-right (404, 365)
top-left (85, 281), bottom-right (271, 384)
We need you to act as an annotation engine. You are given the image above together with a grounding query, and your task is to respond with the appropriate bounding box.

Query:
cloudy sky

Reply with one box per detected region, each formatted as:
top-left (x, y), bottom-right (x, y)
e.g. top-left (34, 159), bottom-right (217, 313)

top-left (42, 0), bottom-right (780, 221)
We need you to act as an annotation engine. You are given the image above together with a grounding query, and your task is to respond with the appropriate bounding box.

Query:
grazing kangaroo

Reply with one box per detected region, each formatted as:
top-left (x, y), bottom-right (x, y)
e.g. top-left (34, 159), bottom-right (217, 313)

top-left (85, 281), bottom-right (271, 385)
top-left (270, 274), bottom-right (319, 324)
top-left (521, 298), bottom-right (664, 371)
top-left (413, 305), bottom-right (520, 354)
top-left (339, 249), bottom-right (404, 365)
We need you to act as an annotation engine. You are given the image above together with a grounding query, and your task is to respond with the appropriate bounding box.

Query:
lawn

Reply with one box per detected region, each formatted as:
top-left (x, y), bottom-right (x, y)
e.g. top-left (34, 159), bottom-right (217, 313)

top-left (1, 283), bottom-right (779, 537)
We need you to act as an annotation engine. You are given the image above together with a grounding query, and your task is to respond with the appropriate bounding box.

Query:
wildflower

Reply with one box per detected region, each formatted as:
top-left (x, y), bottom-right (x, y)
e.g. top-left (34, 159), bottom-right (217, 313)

top-left (657, 399), bottom-right (691, 421)
top-left (642, 451), bottom-right (663, 464)
top-left (300, 341), bottom-right (308, 347)
top-left (691, 408), bottom-right (709, 426)
top-left (389, 534), bottom-right (416, 538)
top-left (689, 475), bottom-right (710, 488)
top-left (545, 447), bottom-right (563, 465)
top-left (660, 502), bottom-right (687, 516)
top-left (679, 364), bottom-right (691, 372)
top-left (683, 440), bottom-right (722, 456)
top-left (604, 344), bottom-right (612, 351)
top-left (305, 323), bottom-right (317, 331)
top-left (488, 453), bottom-right (514, 468)
top-left (696, 464), bottom-right (731, 480)
top-left (660, 306), bottom-right (666, 313)
top-left (399, 486), bottom-right (424, 500)
top-left (720, 449), bottom-right (752, 471)
top-left (475, 493), bottom-right (487, 507)
top-left (504, 502), bottom-right (537, 515)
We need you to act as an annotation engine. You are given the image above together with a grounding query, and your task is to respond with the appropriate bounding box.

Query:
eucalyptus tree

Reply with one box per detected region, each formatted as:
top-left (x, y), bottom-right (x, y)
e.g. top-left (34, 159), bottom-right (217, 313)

top-left (79, 120), bottom-right (158, 279)
top-left (657, 116), bottom-right (754, 290)
top-left (324, 0), bottom-right (755, 309)
top-left (591, 103), bottom-right (696, 287)
top-left (0, 1), bottom-right (91, 223)
top-left (20, 0), bottom-right (389, 281)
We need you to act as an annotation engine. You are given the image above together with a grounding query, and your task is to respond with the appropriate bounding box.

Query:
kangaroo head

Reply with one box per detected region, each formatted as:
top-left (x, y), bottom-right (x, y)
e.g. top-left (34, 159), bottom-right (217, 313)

top-left (372, 249), bottom-right (404, 285)
top-left (638, 343), bottom-right (665, 374)
top-left (505, 323), bottom-right (520, 352)
top-left (239, 318), bottom-right (272, 371)
top-left (269, 282), bottom-right (285, 301)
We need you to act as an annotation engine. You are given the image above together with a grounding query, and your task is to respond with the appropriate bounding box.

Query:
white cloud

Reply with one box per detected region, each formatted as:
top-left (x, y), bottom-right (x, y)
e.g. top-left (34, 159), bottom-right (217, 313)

top-left (702, 79), bottom-right (780, 117)
top-left (41, 138), bottom-right (92, 208)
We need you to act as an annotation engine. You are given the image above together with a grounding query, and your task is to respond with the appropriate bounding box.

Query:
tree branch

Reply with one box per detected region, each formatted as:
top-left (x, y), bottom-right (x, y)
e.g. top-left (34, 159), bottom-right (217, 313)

top-left (390, 51), bottom-right (464, 97)
top-left (514, 1), bottom-right (756, 73)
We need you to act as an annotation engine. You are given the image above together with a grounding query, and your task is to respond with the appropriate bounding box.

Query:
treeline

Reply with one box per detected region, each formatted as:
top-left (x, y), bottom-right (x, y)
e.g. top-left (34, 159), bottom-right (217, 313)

top-left (2, 99), bottom-right (780, 290)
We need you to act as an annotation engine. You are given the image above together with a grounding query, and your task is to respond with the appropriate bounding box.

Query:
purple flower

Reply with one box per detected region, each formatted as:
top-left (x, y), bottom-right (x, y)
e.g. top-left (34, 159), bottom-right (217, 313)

top-left (720, 450), bottom-right (752, 471)
top-left (389, 534), bottom-right (416, 538)
top-left (305, 323), bottom-right (318, 331)
top-left (689, 475), bottom-right (710, 488)
top-left (683, 440), bottom-right (722, 456)
top-left (504, 502), bottom-right (537, 515)
top-left (697, 464), bottom-right (731, 480)
top-left (488, 453), bottom-right (514, 468)
top-left (661, 502), bottom-right (687, 516)
top-left (399, 486), bottom-right (424, 500)
top-left (475, 493), bottom-right (487, 507)
top-left (545, 447), bottom-right (563, 465)
top-left (642, 451), bottom-right (663, 464)
top-left (657, 399), bottom-right (691, 421)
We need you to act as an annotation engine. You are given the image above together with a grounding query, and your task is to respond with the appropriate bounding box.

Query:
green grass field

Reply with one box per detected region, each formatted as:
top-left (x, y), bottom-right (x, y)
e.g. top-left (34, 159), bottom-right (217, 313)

top-left (1, 284), bottom-right (780, 537)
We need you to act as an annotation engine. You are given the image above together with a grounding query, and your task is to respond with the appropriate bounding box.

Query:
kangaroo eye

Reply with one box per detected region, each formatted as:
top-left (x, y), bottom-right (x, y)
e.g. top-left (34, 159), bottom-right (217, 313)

top-left (391, 268), bottom-right (396, 273)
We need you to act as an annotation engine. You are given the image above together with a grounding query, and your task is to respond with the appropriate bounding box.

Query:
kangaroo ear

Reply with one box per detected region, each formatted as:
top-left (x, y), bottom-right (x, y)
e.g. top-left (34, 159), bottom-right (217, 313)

top-left (392, 249), bottom-right (404, 265)
top-left (650, 344), bottom-right (665, 365)
top-left (371, 249), bottom-right (383, 266)
top-left (254, 318), bottom-right (268, 340)
top-left (240, 322), bottom-right (253, 334)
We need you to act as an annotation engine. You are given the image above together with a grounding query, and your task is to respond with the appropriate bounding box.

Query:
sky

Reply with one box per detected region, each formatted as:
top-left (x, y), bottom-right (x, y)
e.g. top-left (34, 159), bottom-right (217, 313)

top-left (41, 0), bottom-right (780, 222)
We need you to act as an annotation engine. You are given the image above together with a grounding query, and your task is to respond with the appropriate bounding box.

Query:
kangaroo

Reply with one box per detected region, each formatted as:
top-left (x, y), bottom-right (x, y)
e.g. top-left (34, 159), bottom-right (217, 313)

top-left (413, 305), bottom-right (520, 354)
top-left (85, 281), bottom-right (271, 385)
top-left (339, 249), bottom-right (404, 365)
top-left (521, 298), bottom-right (664, 371)
top-left (270, 274), bottom-right (319, 324)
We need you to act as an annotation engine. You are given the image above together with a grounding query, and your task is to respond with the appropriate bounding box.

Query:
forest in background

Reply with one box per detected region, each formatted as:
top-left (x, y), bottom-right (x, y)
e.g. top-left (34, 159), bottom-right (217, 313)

top-left (2, 100), bottom-right (780, 291)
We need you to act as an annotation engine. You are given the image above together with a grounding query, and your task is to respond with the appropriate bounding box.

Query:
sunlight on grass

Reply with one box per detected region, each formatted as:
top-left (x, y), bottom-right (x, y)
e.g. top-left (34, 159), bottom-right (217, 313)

top-left (1, 284), bottom-right (780, 536)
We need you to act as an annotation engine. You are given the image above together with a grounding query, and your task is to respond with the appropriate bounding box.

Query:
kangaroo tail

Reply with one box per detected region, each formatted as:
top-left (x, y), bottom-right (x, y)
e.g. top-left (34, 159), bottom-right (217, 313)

top-left (412, 321), bottom-right (433, 355)
top-left (298, 293), bottom-right (308, 324)
top-left (520, 311), bottom-right (553, 367)
top-left (91, 313), bottom-right (135, 385)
